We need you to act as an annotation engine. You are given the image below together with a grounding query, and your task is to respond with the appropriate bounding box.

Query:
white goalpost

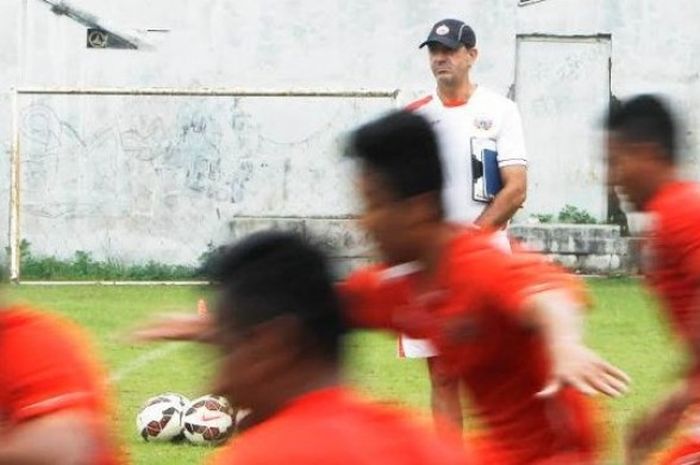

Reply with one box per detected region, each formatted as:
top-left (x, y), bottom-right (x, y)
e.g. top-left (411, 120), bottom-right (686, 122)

top-left (9, 86), bottom-right (399, 284)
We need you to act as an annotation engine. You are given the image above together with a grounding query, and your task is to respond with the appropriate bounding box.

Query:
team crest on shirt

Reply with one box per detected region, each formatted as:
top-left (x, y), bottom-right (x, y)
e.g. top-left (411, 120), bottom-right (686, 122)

top-left (473, 114), bottom-right (493, 131)
top-left (436, 25), bottom-right (450, 35)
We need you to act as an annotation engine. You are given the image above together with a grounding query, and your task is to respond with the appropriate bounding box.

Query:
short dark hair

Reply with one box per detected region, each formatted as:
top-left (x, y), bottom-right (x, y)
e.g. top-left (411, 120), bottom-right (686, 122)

top-left (346, 110), bottom-right (444, 199)
top-left (606, 94), bottom-right (678, 163)
top-left (206, 231), bottom-right (346, 361)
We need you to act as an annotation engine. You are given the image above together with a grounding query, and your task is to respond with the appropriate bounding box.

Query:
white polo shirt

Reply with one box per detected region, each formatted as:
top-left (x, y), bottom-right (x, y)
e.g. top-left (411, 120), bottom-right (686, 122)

top-left (407, 86), bottom-right (527, 224)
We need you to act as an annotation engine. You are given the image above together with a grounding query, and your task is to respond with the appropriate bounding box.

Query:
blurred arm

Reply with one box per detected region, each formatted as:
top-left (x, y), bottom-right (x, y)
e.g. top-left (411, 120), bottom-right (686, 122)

top-left (131, 313), bottom-right (215, 342)
top-left (627, 279), bottom-right (700, 462)
top-left (474, 165), bottom-right (526, 229)
top-left (521, 289), bottom-right (630, 398)
top-left (338, 269), bottom-right (401, 331)
top-left (625, 381), bottom-right (695, 465)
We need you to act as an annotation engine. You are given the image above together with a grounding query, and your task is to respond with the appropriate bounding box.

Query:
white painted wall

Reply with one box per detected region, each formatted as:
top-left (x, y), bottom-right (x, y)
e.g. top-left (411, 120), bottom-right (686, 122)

top-left (0, 0), bottom-right (698, 267)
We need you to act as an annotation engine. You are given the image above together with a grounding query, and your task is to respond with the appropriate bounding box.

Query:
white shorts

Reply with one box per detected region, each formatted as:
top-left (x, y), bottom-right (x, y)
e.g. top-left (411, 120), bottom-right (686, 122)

top-left (397, 230), bottom-right (511, 359)
top-left (398, 334), bottom-right (438, 358)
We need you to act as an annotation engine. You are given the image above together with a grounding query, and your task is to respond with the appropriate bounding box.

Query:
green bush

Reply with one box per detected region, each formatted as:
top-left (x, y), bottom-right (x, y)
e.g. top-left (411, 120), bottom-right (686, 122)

top-left (532, 213), bottom-right (554, 224)
top-left (13, 240), bottom-right (204, 281)
top-left (557, 205), bottom-right (598, 224)
top-left (530, 205), bottom-right (598, 225)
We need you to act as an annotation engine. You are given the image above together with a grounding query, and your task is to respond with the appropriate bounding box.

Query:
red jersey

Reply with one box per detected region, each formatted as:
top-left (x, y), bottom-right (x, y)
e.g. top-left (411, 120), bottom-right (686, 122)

top-left (341, 228), bottom-right (599, 465)
top-left (0, 307), bottom-right (124, 465)
top-left (643, 181), bottom-right (700, 342)
top-left (210, 387), bottom-right (470, 465)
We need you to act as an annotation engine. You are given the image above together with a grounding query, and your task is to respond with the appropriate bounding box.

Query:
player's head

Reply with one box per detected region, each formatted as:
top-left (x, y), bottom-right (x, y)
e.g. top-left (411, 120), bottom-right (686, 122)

top-left (605, 94), bottom-right (678, 209)
top-left (346, 110), bottom-right (443, 264)
top-left (206, 230), bottom-right (346, 409)
top-left (420, 19), bottom-right (478, 88)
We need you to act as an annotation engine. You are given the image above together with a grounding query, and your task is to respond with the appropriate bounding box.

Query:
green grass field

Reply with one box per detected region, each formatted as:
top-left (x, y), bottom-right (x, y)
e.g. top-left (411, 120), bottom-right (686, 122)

top-left (4, 278), bottom-right (686, 465)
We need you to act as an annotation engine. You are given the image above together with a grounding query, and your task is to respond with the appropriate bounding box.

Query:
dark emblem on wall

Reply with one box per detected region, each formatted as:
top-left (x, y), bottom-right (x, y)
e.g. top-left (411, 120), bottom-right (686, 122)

top-left (86, 28), bottom-right (137, 49)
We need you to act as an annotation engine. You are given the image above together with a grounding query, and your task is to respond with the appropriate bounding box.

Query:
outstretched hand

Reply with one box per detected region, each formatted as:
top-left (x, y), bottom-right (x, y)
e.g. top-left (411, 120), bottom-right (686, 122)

top-left (538, 343), bottom-right (630, 398)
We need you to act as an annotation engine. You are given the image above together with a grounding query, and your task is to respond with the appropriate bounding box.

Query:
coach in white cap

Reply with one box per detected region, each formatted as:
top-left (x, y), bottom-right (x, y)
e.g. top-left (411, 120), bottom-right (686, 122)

top-left (403, 18), bottom-right (528, 430)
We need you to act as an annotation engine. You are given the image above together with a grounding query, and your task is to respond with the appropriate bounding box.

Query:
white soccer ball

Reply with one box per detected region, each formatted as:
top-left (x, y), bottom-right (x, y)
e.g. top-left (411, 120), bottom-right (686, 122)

top-left (136, 393), bottom-right (190, 442)
top-left (182, 394), bottom-right (235, 446)
top-left (154, 392), bottom-right (190, 410)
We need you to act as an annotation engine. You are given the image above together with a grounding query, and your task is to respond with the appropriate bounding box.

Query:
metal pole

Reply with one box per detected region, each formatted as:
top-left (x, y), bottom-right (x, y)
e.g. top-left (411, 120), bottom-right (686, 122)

top-left (15, 86), bottom-right (400, 98)
top-left (9, 88), bottom-right (21, 282)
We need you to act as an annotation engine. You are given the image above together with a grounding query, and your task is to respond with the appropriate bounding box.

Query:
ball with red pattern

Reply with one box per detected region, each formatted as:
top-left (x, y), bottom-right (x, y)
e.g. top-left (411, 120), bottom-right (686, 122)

top-left (136, 393), bottom-right (189, 442)
top-left (182, 395), bottom-right (235, 446)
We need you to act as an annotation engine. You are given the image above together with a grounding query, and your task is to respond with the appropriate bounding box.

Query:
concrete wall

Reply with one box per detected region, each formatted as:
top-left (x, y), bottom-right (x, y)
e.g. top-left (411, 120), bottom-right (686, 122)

top-left (509, 223), bottom-right (640, 275)
top-left (0, 0), bottom-right (698, 269)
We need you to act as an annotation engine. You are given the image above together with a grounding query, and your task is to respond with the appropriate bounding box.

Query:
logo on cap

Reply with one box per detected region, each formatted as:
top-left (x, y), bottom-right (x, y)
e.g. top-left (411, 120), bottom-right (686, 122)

top-left (436, 25), bottom-right (450, 35)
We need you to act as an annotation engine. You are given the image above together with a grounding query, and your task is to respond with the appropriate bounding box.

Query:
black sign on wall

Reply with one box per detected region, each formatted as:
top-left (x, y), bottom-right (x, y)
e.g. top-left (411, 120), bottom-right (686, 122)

top-left (86, 28), bottom-right (137, 49)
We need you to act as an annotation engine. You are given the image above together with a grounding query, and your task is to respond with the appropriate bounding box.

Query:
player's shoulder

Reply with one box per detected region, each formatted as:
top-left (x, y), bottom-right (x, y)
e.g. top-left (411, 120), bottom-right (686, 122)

top-left (0, 306), bottom-right (66, 337)
top-left (344, 262), bottom-right (418, 287)
top-left (446, 229), bottom-right (549, 280)
top-left (449, 228), bottom-right (505, 259)
top-left (343, 264), bottom-right (383, 288)
top-left (227, 392), bottom-right (350, 461)
top-left (229, 389), bottom-right (469, 465)
top-left (651, 182), bottom-right (700, 231)
top-left (0, 306), bottom-right (96, 367)
top-left (228, 416), bottom-right (310, 461)
top-left (443, 229), bottom-right (510, 282)
top-left (404, 94), bottom-right (435, 113)
top-left (648, 182), bottom-right (700, 226)
top-left (655, 181), bottom-right (700, 208)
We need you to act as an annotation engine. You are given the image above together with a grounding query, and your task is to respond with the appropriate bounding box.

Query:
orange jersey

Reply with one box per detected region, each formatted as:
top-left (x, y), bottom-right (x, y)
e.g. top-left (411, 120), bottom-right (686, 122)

top-left (341, 228), bottom-right (599, 464)
top-left (643, 181), bottom-right (700, 342)
top-left (210, 387), bottom-right (471, 465)
top-left (0, 307), bottom-right (124, 465)
top-left (650, 438), bottom-right (700, 465)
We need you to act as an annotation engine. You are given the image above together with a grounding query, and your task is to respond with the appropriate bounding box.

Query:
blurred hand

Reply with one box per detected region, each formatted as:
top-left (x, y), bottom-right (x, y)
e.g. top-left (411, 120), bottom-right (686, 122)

top-left (537, 342), bottom-right (630, 398)
top-left (624, 381), bottom-right (693, 465)
top-left (130, 313), bottom-right (215, 343)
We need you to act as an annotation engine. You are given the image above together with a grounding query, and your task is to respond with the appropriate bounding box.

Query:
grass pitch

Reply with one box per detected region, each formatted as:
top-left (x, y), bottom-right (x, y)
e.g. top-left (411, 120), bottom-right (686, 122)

top-left (5, 278), bottom-right (684, 465)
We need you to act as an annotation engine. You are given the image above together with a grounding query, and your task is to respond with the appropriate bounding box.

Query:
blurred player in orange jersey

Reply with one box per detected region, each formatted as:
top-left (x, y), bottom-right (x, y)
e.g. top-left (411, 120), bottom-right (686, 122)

top-left (0, 306), bottom-right (125, 465)
top-left (134, 110), bottom-right (630, 465)
top-left (605, 94), bottom-right (700, 465)
top-left (340, 110), bottom-right (630, 465)
top-left (177, 231), bottom-right (472, 465)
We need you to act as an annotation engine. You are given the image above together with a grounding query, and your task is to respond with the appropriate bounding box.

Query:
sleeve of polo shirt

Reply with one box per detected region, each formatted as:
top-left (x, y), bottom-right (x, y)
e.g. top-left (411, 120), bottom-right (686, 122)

top-left (496, 100), bottom-right (528, 168)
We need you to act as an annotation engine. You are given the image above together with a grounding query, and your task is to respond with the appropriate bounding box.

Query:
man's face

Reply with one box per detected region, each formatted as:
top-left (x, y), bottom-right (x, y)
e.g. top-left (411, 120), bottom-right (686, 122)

top-left (211, 309), bottom-right (299, 411)
top-left (357, 169), bottom-right (417, 264)
top-left (210, 319), bottom-right (256, 408)
top-left (428, 43), bottom-right (476, 87)
top-left (606, 133), bottom-right (653, 210)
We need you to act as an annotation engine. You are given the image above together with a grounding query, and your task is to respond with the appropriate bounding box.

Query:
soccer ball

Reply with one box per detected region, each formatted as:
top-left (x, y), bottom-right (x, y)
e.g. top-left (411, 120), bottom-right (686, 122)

top-left (235, 409), bottom-right (254, 433)
top-left (146, 392), bottom-right (190, 410)
top-left (136, 393), bottom-right (190, 442)
top-left (182, 395), bottom-right (235, 446)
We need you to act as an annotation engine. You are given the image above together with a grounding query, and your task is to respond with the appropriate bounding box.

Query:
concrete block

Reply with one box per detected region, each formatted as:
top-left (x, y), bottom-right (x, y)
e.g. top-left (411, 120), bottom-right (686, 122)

top-left (580, 254), bottom-right (613, 273)
top-left (509, 224), bottom-right (622, 255)
top-left (549, 254), bottom-right (579, 270)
